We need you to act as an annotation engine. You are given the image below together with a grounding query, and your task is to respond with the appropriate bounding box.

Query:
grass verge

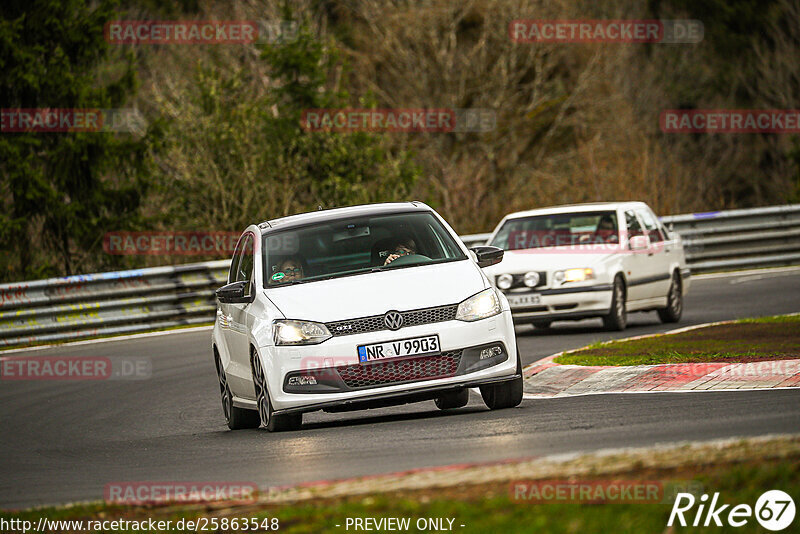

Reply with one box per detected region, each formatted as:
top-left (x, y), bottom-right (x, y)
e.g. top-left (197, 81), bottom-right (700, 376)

top-left (555, 314), bottom-right (800, 366)
top-left (2, 437), bottom-right (798, 533)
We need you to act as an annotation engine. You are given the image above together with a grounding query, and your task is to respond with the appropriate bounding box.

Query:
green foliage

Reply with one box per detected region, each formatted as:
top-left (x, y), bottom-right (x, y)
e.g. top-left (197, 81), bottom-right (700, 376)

top-left (155, 17), bottom-right (419, 234)
top-left (0, 0), bottom-right (160, 280)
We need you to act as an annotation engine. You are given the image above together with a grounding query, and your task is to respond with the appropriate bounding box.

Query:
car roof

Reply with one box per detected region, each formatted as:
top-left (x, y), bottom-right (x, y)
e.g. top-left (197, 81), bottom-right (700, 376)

top-left (501, 201), bottom-right (649, 220)
top-left (257, 202), bottom-right (431, 233)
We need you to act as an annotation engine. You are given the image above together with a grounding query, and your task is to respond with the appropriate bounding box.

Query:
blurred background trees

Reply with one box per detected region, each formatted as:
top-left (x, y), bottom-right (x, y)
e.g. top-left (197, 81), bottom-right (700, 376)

top-left (1, 0), bottom-right (798, 281)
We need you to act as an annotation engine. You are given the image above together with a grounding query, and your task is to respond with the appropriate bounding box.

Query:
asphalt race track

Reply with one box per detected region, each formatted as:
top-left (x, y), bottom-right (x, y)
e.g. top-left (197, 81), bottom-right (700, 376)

top-left (1, 269), bottom-right (799, 508)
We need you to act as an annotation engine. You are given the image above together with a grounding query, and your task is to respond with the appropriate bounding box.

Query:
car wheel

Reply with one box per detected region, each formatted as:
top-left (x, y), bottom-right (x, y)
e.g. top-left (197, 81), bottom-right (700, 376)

top-left (435, 388), bottom-right (470, 410)
top-left (531, 321), bottom-right (552, 329)
top-left (216, 355), bottom-right (259, 430)
top-left (479, 355), bottom-right (523, 410)
top-left (250, 350), bottom-right (302, 432)
top-left (657, 271), bottom-right (683, 323)
top-left (602, 276), bottom-right (627, 331)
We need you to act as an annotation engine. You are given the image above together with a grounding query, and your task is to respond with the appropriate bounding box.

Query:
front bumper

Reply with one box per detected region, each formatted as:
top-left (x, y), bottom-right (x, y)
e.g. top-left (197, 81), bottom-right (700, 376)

top-left (504, 283), bottom-right (613, 322)
top-left (260, 311), bottom-right (518, 412)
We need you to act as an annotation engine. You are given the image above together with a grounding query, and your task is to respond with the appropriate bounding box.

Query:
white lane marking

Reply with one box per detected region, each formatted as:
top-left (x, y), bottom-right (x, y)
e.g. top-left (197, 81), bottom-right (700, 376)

top-left (0, 325), bottom-right (213, 354)
top-left (694, 265), bottom-right (800, 280)
top-left (523, 386), bottom-right (800, 399)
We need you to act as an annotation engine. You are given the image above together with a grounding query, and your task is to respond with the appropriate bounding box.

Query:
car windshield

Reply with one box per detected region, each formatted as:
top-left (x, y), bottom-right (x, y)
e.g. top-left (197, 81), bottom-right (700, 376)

top-left (263, 211), bottom-right (466, 287)
top-left (489, 210), bottom-right (619, 250)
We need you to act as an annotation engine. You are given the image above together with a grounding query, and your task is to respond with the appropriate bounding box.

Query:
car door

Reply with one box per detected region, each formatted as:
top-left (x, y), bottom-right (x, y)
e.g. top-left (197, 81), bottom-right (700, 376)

top-left (217, 235), bottom-right (246, 370)
top-left (623, 209), bottom-right (653, 303)
top-left (636, 207), bottom-right (672, 298)
top-left (225, 232), bottom-right (257, 394)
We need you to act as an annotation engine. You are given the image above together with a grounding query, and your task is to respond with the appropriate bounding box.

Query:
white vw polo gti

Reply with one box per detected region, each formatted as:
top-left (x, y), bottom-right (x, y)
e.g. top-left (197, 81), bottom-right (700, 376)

top-left (212, 202), bottom-right (522, 431)
top-left (483, 202), bottom-right (690, 331)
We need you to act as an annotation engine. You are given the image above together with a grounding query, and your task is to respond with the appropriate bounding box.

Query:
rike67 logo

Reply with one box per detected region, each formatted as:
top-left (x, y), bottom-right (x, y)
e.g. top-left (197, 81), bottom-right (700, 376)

top-left (668, 490), bottom-right (795, 531)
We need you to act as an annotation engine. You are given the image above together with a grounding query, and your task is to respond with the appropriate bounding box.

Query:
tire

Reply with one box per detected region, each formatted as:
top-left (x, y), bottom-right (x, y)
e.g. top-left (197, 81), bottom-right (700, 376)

top-left (216, 355), bottom-right (260, 430)
top-left (531, 321), bottom-right (552, 329)
top-left (657, 271), bottom-right (683, 323)
top-left (435, 388), bottom-right (470, 410)
top-left (250, 350), bottom-right (302, 432)
top-left (602, 276), bottom-right (627, 331)
top-left (479, 355), bottom-right (523, 410)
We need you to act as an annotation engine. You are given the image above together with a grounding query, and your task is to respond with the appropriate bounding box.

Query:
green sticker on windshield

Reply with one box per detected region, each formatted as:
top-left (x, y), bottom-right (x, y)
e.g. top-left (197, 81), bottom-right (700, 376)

top-left (271, 272), bottom-right (285, 281)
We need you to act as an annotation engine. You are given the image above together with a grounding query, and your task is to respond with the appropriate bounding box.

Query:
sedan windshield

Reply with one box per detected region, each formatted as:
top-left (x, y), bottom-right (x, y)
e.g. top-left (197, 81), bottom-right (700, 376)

top-left (489, 211), bottom-right (619, 250)
top-left (263, 211), bottom-right (466, 287)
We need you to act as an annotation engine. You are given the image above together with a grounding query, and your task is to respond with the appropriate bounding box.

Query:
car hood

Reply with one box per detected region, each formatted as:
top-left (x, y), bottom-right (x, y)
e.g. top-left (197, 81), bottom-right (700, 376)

top-left (483, 249), bottom-right (615, 276)
top-left (264, 260), bottom-right (486, 322)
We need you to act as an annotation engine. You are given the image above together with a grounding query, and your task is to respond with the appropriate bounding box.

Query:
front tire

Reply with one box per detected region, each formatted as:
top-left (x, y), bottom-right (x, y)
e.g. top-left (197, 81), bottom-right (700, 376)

top-left (250, 350), bottom-right (302, 432)
top-left (480, 356), bottom-right (523, 410)
top-left (216, 355), bottom-right (259, 430)
top-left (435, 388), bottom-right (470, 410)
top-left (657, 271), bottom-right (683, 323)
top-left (602, 276), bottom-right (627, 331)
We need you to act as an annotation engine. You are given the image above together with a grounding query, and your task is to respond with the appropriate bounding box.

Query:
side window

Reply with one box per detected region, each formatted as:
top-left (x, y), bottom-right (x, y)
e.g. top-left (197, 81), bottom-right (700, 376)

top-left (625, 210), bottom-right (644, 238)
top-left (228, 234), bottom-right (247, 284)
top-left (234, 234), bottom-right (255, 294)
top-left (637, 209), bottom-right (665, 242)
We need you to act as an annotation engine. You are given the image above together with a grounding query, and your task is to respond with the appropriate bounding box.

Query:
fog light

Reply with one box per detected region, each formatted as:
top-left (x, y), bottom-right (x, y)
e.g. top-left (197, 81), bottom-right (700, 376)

top-left (497, 274), bottom-right (513, 290)
top-left (287, 375), bottom-right (318, 386)
top-left (523, 271), bottom-right (540, 287)
top-left (480, 346), bottom-right (503, 360)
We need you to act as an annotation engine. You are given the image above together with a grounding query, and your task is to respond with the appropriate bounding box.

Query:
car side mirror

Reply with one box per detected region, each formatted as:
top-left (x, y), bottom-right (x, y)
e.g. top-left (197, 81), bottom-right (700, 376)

top-left (628, 235), bottom-right (650, 251)
top-left (216, 281), bottom-right (252, 303)
top-left (471, 246), bottom-right (504, 268)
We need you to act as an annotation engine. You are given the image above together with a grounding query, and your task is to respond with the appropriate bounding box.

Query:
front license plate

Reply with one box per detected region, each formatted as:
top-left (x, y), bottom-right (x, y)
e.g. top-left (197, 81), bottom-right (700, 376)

top-left (358, 335), bottom-right (440, 363)
top-left (506, 293), bottom-right (542, 308)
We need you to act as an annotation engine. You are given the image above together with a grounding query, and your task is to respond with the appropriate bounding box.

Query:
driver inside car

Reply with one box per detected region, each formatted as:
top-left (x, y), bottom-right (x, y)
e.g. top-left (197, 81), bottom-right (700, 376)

top-left (270, 256), bottom-right (305, 284)
top-left (383, 236), bottom-right (417, 266)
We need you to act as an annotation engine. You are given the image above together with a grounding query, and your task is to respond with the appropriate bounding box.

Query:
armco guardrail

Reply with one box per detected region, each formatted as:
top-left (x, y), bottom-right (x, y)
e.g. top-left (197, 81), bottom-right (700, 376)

top-left (1, 204), bottom-right (798, 347)
top-left (0, 262), bottom-right (229, 347)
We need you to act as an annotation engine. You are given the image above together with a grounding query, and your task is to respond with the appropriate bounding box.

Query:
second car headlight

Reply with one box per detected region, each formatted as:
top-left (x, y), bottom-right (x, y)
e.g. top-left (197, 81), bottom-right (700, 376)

top-left (456, 288), bottom-right (502, 322)
top-left (273, 320), bottom-right (332, 345)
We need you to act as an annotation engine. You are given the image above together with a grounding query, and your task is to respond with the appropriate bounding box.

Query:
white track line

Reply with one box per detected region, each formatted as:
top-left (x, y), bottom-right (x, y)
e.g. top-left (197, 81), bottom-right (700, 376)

top-left (0, 325), bottom-right (213, 354)
top-left (523, 386), bottom-right (800, 399)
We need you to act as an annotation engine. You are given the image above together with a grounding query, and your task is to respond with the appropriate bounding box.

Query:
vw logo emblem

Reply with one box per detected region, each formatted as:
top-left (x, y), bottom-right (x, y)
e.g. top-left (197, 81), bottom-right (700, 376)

top-left (384, 310), bottom-right (404, 330)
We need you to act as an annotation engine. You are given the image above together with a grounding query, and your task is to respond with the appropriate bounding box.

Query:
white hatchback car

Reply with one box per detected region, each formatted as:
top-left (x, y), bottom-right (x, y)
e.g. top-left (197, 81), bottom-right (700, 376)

top-left (212, 202), bottom-right (522, 431)
top-left (483, 202), bottom-right (690, 331)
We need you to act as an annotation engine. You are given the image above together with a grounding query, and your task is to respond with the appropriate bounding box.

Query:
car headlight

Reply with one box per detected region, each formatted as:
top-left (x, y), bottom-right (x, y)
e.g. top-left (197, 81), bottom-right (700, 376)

top-left (557, 268), bottom-right (595, 283)
top-left (496, 273), bottom-right (513, 290)
top-left (523, 271), bottom-right (540, 287)
top-left (456, 288), bottom-right (502, 322)
top-left (273, 320), bottom-right (332, 345)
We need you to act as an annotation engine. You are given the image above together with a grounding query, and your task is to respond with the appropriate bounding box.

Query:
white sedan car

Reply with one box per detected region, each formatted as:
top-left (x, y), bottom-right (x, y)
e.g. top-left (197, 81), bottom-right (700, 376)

top-left (212, 202), bottom-right (522, 431)
top-left (483, 202), bottom-right (690, 331)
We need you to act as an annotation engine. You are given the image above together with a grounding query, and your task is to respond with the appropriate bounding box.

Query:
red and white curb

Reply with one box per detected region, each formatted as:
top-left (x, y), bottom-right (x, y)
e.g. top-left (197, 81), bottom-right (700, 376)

top-left (522, 318), bottom-right (800, 398)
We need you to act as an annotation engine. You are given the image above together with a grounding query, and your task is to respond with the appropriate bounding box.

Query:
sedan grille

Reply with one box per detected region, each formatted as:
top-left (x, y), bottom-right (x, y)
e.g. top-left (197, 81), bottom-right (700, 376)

top-left (326, 304), bottom-right (458, 336)
top-left (337, 350), bottom-right (462, 389)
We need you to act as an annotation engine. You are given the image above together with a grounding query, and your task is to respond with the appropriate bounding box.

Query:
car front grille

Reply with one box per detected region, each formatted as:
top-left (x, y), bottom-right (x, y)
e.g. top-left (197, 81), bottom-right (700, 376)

top-left (337, 350), bottom-right (462, 389)
top-left (326, 304), bottom-right (458, 336)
